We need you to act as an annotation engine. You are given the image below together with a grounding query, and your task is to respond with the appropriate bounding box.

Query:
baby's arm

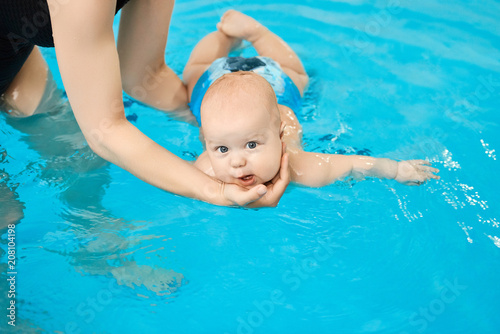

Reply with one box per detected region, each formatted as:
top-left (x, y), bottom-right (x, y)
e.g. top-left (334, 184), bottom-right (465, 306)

top-left (288, 151), bottom-right (440, 187)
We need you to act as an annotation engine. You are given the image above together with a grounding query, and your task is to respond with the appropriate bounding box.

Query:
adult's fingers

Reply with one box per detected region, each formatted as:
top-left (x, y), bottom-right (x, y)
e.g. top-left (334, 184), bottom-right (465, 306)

top-left (247, 152), bottom-right (290, 208)
top-left (223, 183), bottom-right (268, 207)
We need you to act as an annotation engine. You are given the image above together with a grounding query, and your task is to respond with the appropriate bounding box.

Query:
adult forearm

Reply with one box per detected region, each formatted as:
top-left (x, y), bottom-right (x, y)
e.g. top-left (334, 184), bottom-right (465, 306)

top-left (85, 119), bottom-right (223, 203)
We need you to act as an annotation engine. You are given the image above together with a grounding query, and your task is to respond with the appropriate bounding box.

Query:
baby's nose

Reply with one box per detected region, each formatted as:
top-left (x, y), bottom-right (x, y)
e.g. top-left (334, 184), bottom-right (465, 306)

top-left (230, 153), bottom-right (246, 168)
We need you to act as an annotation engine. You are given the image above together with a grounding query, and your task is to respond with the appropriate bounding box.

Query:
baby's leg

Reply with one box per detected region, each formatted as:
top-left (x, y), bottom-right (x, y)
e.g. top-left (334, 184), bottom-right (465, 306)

top-left (217, 10), bottom-right (308, 94)
top-left (183, 31), bottom-right (240, 100)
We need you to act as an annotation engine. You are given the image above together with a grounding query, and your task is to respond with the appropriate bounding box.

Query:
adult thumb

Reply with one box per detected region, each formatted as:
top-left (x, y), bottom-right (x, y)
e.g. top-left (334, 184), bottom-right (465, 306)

top-left (226, 184), bottom-right (268, 206)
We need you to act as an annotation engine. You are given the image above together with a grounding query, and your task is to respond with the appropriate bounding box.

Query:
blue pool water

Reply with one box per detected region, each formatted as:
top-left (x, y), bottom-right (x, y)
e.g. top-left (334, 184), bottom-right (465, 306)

top-left (1, 0), bottom-right (499, 333)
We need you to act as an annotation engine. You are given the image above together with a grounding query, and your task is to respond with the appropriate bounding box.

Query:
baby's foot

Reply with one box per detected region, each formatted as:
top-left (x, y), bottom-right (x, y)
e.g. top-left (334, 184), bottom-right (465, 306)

top-left (217, 10), bottom-right (267, 43)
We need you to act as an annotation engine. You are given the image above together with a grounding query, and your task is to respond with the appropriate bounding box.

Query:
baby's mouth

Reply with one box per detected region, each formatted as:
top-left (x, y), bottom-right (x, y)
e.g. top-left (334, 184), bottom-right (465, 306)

top-left (238, 174), bottom-right (256, 186)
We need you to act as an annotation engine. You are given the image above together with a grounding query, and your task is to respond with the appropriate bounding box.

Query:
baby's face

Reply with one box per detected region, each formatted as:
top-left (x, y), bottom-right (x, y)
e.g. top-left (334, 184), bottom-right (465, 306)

top-left (201, 97), bottom-right (282, 188)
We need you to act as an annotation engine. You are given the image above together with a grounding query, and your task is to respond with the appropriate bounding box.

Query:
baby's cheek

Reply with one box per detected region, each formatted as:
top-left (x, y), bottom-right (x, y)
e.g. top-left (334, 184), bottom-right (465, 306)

top-left (211, 163), bottom-right (230, 182)
top-left (264, 156), bottom-right (281, 181)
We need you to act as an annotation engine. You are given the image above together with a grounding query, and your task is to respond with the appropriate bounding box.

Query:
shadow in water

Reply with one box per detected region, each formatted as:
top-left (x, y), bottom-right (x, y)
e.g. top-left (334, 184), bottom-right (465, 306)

top-left (1, 92), bottom-right (185, 331)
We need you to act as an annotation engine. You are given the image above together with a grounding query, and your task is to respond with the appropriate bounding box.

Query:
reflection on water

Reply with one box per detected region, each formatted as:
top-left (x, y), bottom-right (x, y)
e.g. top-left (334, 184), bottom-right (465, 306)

top-left (0, 90), bottom-right (186, 331)
top-left (0, 175), bottom-right (24, 229)
top-left (110, 262), bottom-right (184, 296)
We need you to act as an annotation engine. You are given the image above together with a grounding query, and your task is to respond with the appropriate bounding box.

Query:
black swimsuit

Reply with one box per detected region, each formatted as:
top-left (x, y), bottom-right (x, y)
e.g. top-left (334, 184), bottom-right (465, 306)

top-left (0, 0), bottom-right (130, 95)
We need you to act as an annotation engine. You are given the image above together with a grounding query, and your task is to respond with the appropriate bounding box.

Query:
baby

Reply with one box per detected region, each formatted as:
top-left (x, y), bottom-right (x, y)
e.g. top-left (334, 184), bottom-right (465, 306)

top-left (183, 10), bottom-right (439, 189)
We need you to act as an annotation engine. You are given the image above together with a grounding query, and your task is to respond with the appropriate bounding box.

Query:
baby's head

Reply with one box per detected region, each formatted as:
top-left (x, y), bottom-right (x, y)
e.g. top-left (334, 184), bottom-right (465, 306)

top-left (200, 71), bottom-right (283, 188)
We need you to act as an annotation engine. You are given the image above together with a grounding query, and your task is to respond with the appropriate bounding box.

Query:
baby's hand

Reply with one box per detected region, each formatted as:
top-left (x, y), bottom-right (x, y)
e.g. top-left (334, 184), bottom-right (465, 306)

top-left (395, 160), bottom-right (440, 186)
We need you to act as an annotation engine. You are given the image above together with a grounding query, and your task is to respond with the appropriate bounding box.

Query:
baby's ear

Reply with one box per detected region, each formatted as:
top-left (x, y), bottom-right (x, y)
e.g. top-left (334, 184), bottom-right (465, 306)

top-left (279, 121), bottom-right (286, 139)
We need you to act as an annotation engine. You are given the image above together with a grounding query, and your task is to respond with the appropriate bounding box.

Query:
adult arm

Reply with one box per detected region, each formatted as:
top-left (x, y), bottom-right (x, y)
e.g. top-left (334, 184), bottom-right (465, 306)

top-left (117, 0), bottom-right (189, 114)
top-left (47, 0), bottom-right (288, 206)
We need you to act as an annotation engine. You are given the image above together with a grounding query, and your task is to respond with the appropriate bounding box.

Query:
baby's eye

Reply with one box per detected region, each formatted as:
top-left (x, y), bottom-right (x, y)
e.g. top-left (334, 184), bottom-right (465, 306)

top-left (247, 141), bottom-right (258, 149)
top-left (217, 146), bottom-right (229, 153)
